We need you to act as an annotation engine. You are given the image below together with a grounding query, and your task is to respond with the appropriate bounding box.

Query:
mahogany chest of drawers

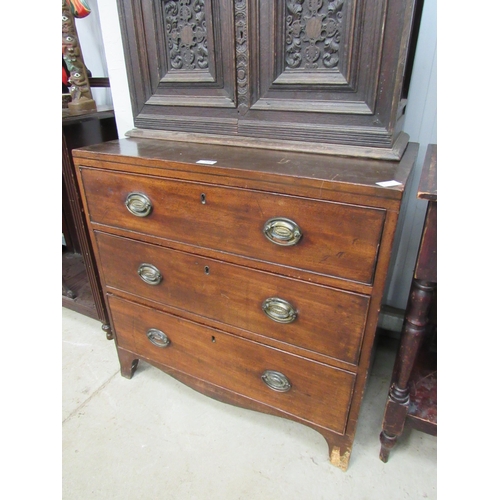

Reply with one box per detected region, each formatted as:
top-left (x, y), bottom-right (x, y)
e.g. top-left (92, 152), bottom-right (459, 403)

top-left (73, 138), bottom-right (417, 470)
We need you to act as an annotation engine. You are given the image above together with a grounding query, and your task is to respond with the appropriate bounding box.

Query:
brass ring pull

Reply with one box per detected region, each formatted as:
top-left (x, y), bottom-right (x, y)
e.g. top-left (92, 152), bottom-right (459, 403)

top-left (261, 370), bottom-right (291, 392)
top-left (263, 217), bottom-right (302, 246)
top-left (138, 263), bottom-right (162, 285)
top-left (125, 192), bottom-right (152, 217)
top-left (262, 297), bottom-right (297, 324)
top-left (147, 328), bottom-right (170, 348)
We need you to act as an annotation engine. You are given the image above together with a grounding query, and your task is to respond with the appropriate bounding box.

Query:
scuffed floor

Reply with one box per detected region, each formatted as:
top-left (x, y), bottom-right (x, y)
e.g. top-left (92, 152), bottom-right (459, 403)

top-left (62, 307), bottom-right (437, 499)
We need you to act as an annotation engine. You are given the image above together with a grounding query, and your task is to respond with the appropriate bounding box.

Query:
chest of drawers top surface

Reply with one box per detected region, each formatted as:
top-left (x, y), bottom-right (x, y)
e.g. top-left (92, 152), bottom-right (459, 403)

top-left (73, 138), bottom-right (417, 204)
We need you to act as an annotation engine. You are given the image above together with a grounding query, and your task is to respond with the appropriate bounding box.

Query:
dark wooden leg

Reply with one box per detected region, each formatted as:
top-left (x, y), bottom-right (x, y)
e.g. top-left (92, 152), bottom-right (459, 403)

top-left (379, 430), bottom-right (398, 463)
top-left (379, 279), bottom-right (435, 462)
top-left (117, 348), bottom-right (139, 379)
top-left (62, 281), bottom-right (76, 299)
top-left (101, 323), bottom-right (113, 340)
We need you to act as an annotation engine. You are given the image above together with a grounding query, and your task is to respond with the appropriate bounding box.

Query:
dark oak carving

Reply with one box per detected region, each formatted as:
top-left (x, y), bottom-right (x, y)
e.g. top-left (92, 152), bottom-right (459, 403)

top-left (164, 0), bottom-right (209, 71)
top-left (285, 0), bottom-right (344, 70)
top-left (117, 0), bottom-right (419, 159)
top-left (235, 0), bottom-right (249, 113)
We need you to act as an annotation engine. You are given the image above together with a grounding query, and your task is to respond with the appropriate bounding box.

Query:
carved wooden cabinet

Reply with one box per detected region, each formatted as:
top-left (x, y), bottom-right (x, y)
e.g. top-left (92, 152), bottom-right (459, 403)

top-left (73, 139), bottom-right (417, 470)
top-left (118, 0), bottom-right (418, 160)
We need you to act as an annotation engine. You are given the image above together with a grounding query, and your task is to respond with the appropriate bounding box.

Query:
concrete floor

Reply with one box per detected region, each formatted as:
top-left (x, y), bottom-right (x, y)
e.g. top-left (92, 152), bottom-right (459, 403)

top-left (62, 307), bottom-right (436, 499)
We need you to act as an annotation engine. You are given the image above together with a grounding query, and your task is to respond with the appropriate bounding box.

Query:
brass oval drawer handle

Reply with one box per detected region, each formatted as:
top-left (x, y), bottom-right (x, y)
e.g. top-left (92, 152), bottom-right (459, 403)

top-left (147, 328), bottom-right (170, 348)
top-left (137, 263), bottom-right (162, 285)
top-left (262, 297), bottom-right (297, 324)
top-left (125, 192), bottom-right (152, 217)
top-left (261, 370), bottom-right (291, 392)
top-left (263, 217), bottom-right (302, 246)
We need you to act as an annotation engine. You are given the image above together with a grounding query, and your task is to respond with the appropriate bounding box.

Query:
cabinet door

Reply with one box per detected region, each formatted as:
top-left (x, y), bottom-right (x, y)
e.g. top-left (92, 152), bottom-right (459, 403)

top-left (240, 0), bottom-right (415, 150)
top-left (118, 0), bottom-right (238, 135)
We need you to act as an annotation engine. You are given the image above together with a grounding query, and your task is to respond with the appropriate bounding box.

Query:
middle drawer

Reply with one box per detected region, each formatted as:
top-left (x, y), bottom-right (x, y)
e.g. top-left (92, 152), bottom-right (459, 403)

top-left (96, 232), bottom-right (369, 365)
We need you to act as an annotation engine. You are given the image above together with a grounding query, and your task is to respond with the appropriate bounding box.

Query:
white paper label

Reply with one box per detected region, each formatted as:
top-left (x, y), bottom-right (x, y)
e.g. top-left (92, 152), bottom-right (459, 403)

top-left (376, 180), bottom-right (402, 187)
top-left (196, 160), bottom-right (218, 165)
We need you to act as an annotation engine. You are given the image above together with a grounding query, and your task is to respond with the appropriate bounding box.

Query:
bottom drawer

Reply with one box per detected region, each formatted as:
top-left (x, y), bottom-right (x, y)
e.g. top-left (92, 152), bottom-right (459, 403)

top-left (108, 295), bottom-right (356, 435)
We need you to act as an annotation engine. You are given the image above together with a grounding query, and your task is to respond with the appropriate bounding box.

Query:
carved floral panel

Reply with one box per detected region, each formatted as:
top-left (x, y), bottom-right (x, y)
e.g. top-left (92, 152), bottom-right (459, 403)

top-left (285, 0), bottom-right (345, 70)
top-left (163, 0), bottom-right (209, 71)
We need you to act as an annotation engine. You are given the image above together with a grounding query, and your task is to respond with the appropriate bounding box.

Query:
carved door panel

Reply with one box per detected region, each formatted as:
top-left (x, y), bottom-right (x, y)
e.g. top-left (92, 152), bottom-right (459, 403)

top-left (119, 0), bottom-right (239, 135)
top-left (240, 0), bottom-right (415, 150)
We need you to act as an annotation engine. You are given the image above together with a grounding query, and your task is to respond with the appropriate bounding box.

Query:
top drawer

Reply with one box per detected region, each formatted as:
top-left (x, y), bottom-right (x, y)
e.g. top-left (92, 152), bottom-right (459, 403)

top-left (81, 167), bottom-right (385, 284)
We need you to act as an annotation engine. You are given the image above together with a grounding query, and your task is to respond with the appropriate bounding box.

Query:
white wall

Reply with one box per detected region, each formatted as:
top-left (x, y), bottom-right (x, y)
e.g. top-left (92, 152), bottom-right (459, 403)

top-left (80, 0), bottom-right (437, 313)
top-left (71, 0), bottom-right (134, 133)
top-left (95, 0), bottom-right (135, 136)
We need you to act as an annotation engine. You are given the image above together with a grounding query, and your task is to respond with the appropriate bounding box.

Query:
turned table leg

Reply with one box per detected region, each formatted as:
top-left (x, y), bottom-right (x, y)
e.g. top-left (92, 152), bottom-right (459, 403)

top-left (380, 430), bottom-right (399, 463)
top-left (379, 278), bottom-right (435, 462)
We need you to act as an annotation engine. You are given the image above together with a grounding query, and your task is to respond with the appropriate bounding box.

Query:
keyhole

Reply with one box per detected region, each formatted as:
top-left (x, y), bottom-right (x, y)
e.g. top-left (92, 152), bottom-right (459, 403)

top-left (204, 266), bottom-right (210, 275)
top-left (200, 193), bottom-right (206, 204)
top-left (211, 336), bottom-right (216, 343)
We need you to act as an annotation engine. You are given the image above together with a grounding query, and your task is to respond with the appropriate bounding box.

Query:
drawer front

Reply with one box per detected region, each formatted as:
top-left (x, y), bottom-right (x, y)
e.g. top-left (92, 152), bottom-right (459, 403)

top-left (81, 168), bottom-right (385, 284)
top-left (96, 232), bottom-right (369, 364)
top-left (108, 295), bottom-right (356, 434)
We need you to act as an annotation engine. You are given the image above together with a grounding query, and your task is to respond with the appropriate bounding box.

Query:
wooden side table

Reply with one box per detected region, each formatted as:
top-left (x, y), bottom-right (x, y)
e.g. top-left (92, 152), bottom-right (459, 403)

top-left (379, 144), bottom-right (437, 462)
top-left (62, 107), bottom-right (118, 337)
